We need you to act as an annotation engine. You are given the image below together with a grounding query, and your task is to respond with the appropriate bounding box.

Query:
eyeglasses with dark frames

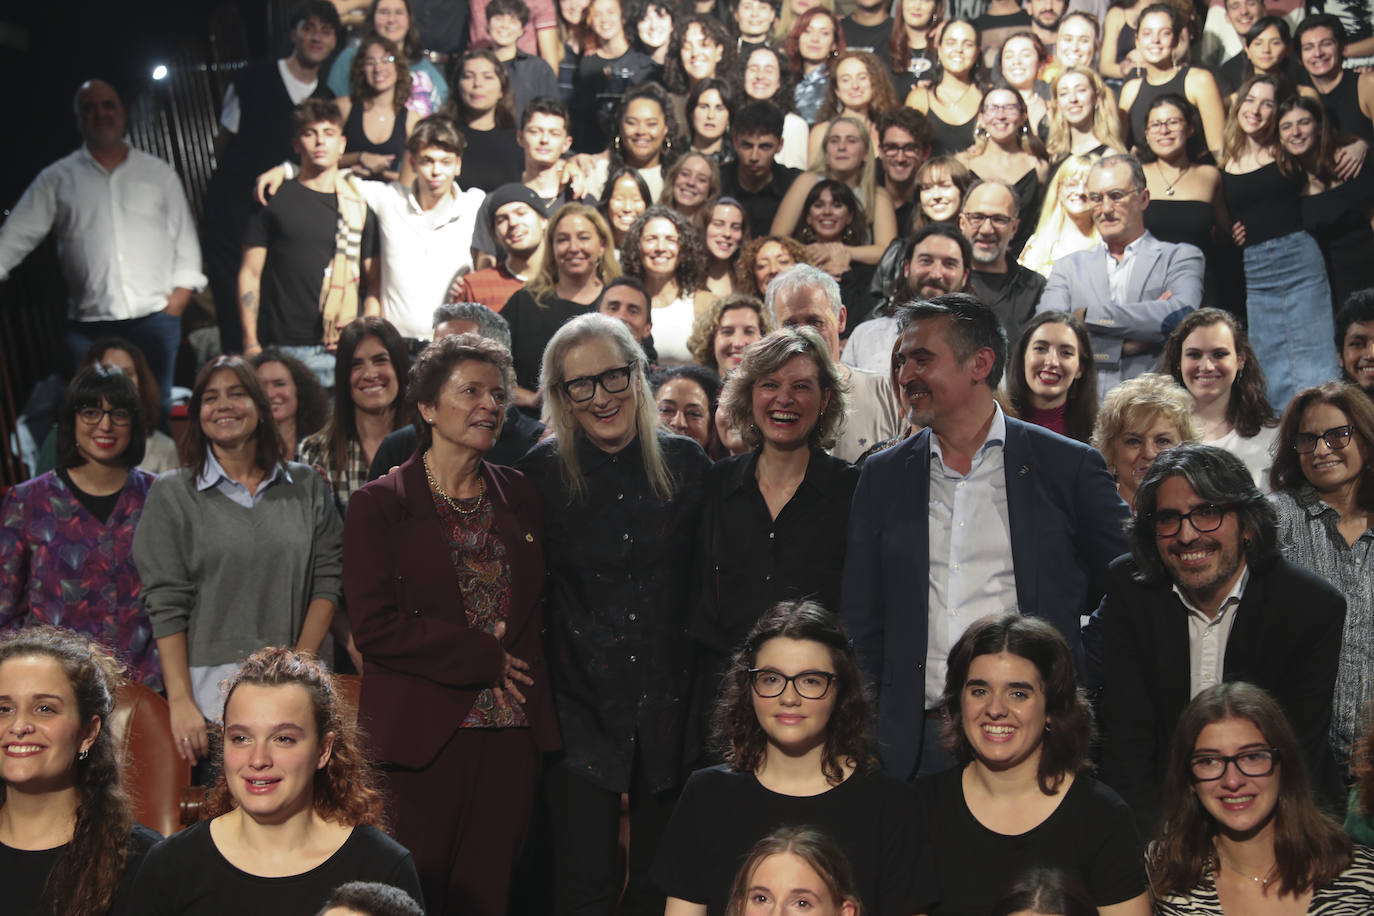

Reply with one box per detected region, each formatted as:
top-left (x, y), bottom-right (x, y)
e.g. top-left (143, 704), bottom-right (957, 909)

top-left (560, 363), bottom-right (636, 403)
top-left (76, 406), bottom-right (134, 426)
top-left (1292, 424), bottom-right (1354, 454)
top-left (748, 668), bottom-right (837, 699)
top-left (1189, 747), bottom-right (1279, 781)
top-left (1150, 503), bottom-right (1236, 537)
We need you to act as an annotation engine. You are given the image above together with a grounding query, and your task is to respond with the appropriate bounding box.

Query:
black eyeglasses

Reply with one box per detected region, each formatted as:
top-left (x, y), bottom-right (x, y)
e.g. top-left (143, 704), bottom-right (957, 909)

top-left (77, 406), bottom-right (134, 426)
top-left (561, 364), bottom-right (635, 403)
top-left (1293, 424), bottom-right (1354, 454)
top-left (1151, 504), bottom-right (1235, 537)
top-left (1190, 748), bottom-right (1280, 781)
top-left (962, 212), bottom-right (1013, 229)
top-left (748, 668), bottom-right (837, 699)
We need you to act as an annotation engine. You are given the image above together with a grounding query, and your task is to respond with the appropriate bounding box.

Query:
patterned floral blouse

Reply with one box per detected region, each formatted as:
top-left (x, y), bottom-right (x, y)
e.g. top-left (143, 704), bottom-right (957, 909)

top-left (433, 490), bottom-right (527, 729)
top-left (0, 469), bottom-right (161, 688)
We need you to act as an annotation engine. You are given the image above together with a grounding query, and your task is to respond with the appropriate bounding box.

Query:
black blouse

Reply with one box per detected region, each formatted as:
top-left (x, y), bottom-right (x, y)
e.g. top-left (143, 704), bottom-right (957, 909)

top-left (518, 431), bottom-right (710, 793)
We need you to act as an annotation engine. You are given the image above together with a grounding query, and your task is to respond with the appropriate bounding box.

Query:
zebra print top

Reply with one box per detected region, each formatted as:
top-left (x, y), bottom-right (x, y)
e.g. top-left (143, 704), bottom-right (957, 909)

top-left (1155, 845), bottom-right (1374, 914)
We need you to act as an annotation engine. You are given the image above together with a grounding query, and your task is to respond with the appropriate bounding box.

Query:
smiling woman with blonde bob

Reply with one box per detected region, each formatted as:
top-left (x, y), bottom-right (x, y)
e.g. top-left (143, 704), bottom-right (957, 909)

top-left (654, 599), bottom-right (927, 916)
top-left (917, 613), bottom-right (1149, 916)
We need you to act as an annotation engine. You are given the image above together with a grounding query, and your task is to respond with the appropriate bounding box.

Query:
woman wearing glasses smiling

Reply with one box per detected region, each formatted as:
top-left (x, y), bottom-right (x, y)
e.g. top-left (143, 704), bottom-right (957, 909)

top-left (1151, 682), bottom-right (1374, 914)
top-left (0, 365), bottom-right (162, 689)
top-left (1270, 382), bottom-right (1374, 775)
top-left (518, 312), bottom-right (710, 913)
top-left (653, 599), bottom-right (927, 916)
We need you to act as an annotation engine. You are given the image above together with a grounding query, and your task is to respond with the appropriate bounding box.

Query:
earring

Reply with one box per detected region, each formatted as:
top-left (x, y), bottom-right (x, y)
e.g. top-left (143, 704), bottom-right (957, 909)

top-left (614, 135), bottom-right (623, 158)
top-left (79, 748), bottom-right (90, 761)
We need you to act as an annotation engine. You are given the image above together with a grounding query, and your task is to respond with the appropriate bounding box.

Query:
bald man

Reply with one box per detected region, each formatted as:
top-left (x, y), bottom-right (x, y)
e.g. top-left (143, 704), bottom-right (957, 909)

top-left (0, 79), bottom-right (204, 410)
top-left (958, 180), bottom-right (1045, 348)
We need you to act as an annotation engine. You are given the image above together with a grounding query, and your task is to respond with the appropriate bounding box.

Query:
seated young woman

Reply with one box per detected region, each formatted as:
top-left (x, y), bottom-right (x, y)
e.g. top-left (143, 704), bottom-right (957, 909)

top-left (917, 613), bottom-right (1149, 916)
top-left (1005, 310), bottom-right (1097, 443)
top-left (734, 235), bottom-right (813, 299)
top-left (1153, 682), bottom-right (1374, 914)
top-left (653, 599), bottom-right (929, 916)
top-left (127, 648), bottom-right (424, 914)
top-left (721, 825), bottom-right (865, 916)
top-left (0, 626), bottom-right (161, 916)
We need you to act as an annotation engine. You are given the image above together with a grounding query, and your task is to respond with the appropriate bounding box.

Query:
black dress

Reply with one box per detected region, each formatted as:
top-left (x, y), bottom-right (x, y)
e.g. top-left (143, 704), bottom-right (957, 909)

top-left (343, 101), bottom-right (407, 180)
top-left (456, 123), bottom-right (523, 192)
top-left (1145, 196), bottom-right (1225, 308)
top-left (1303, 178), bottom-right (1374, 311)
top-left (1126, 67), bottom-right (1190, 150)
top-left (929, 105), bottom-right (979, 156)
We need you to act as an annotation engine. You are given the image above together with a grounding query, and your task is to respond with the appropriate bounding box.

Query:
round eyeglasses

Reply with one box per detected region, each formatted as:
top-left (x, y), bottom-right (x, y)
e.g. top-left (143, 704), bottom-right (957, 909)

top-left (748, 668), bottom-right (837, 699)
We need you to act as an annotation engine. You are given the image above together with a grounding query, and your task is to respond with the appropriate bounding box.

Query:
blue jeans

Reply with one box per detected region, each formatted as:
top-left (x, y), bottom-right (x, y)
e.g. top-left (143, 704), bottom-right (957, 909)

top-left (276, 344), bottom-right (336, 389)
top-left (1243, 231), bottom-right (1336, 410)
top-left (66, 310), bottom-right (183, 421)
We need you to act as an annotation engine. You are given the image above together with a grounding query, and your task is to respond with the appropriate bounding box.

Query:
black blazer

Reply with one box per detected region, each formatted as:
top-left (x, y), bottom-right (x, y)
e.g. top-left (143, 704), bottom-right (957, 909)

top-left (1096, 553), bottom-right (1345, 830)
top-left (343, 454), bottom-right (560, 769)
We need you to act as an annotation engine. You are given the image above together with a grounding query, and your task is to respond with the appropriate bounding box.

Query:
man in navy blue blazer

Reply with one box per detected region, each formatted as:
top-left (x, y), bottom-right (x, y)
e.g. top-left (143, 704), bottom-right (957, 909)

top-left (840, 293), bottom-right (1130, 782)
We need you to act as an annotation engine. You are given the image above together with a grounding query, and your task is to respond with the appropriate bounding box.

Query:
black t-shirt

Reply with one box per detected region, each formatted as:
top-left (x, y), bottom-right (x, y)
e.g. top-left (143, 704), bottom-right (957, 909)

top-left (652, 764), bottom-right (933, 916)
top-left (457, 124), bottom-right (524, 192)
top-left (572, 49), bottom-right (659, 154)
top-left (5, 823), bottom-right (160, 916)
top-left (243, 179), bottom-right (380, 347)
top-left (125, 821), bottom-right (423, 916)
top-left (57, 467), bottom-right (122, 524)
top-left (502, 287), bottom-right (600, 391)
top-left (841, 16), bottom-right (895, 65)
top-left (916, 767), bottom-right (1147, 916)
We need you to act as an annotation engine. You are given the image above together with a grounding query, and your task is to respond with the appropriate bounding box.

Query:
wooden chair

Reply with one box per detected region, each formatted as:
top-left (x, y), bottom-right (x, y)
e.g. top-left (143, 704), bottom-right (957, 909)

top-left (107, 682), bottom-right (205, 835)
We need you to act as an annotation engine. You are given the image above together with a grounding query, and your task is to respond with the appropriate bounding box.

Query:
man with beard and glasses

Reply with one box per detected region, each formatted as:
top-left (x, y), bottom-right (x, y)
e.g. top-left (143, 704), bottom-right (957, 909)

top-left (877, 108), bottom-right (934, 234)
top-left (1335, 290), bottom-right (1374, 396)
top-left (843, 223), bottom-right (970, 375)
top-left (841, 293), bottom-right (1128, 782)
top-left (1090, 444), bottom-right (1346, 832)
top-left (959, 180), bottom-right (1045, 349)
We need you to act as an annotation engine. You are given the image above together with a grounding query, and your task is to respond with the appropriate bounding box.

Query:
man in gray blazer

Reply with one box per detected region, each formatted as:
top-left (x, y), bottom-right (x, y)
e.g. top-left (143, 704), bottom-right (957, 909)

top-left (1037, 154), bottom-right (1202, 395)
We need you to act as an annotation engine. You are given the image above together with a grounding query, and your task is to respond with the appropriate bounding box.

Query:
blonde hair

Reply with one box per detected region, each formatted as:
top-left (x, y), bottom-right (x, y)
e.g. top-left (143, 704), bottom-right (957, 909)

top-left (809, 116), bottom-right (880, 225)
top-left (527, 203), bottom-right (622, 306)
top-left (1091, 372), bottom-right (1202, 471)
top-left (539, 313), bottom-right (676, 501)
top-left (1045, 66), bottom-right (1126, 162)
top-left (1018, 153), bottom-right (1102, 276)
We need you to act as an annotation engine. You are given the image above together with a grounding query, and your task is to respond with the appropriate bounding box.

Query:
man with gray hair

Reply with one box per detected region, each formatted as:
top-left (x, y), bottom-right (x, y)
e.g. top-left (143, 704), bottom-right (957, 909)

top-left (958, 180), bottom-right (1045, 347)
top-left (1037, 153), bottom-right (1202, 394)
top-left (766, 263), bottom-right (902, 462)
top-left (366, 302), bottom-right (544, 477)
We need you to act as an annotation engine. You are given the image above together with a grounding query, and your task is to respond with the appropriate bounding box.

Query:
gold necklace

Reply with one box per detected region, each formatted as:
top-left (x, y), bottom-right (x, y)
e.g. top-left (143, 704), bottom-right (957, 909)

top-left (1215, 849), bottom-right (1278, 890)
top-left (1157, 160), bottom-right (1190, 196)
top-left (424, 451), bottom-right (486, 516)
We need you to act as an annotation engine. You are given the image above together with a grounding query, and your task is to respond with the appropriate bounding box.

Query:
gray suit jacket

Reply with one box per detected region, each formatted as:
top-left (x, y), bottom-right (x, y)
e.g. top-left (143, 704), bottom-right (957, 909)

top-left (1037, 232), bottom-right (1203, 393)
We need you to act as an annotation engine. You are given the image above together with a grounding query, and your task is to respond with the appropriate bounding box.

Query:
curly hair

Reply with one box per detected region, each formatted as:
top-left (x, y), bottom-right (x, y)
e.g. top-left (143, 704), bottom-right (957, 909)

top-left (349, 33), bottom-right (412, 118)
top-left (1091, 372), bottom-right (1200, 476)
top-left (733, 235), bottom-right (813, 296)
top-left (1006, 310), bottom-right (1098, 444)
top-left (785, 8), bottom-right (846, 80)
top-left (1269, 382), bottom-right (1374, 508)
top-left (664, 14), bottom-right (737, 95)
top-left (687, 292), bottom-right (776, 369)
top-left (610, 82), bottom-right (683, 171)
top-left (940, 613), bottom-right (1095, 794)
top-left (208, 647), bottom-right (388, 829)
top-left (1150, 683), bottom-right (1352, 898)
top-left (527, 203), bottom-right (622, 304)
top-left (619, 204), bottom-right (708, 296)
top-left (720, 325), bottom-right (849, 451)
top-left (795, 178), bottom-right (866, 246)
top-left (712, 599), bottom-right (879, 785)
top-left (738, 45), bottom-right (796, 114)
top-left (251, 347), bottom-right (330, 441)
top-left (1045, 66), bottom-right (1125, 162)
top-left (816, 49), bottom-right (899, 123)
top-left (406, 333), bottom-right (518, 450)
top-left (451, 48), bottom-right (517, 128)
top-left (0, 626), bottom-right (130, 916)
top-left (1157, 308), bottom-right (1276, 438)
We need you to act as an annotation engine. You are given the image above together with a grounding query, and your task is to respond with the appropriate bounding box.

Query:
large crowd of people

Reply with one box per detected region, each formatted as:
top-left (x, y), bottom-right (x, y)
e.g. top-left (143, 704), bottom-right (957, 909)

top-left (7, 0), bottom-right (1374, 912)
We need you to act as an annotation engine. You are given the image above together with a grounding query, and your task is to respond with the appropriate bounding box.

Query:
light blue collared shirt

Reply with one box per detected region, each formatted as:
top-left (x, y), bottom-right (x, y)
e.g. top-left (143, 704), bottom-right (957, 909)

top-left (195, 451), bottom-right (288, 508)
top-left (1102, 230), bottom-right (1154, 306)
top-left (925, 403), bottom-right (1019, 707)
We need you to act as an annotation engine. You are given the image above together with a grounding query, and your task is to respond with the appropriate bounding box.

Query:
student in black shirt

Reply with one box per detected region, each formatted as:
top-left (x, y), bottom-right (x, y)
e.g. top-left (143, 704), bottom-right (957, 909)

top-left (841, 0), bottom-right (896, 65)
top-left (720, 101), bottom-right (802, 235)
top-left (574, 0), bottom-right (659, 153)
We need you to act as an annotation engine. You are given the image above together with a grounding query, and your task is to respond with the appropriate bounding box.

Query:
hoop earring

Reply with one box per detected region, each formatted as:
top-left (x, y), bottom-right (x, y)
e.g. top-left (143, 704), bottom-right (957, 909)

top-left (614, 135), bottom-right (623, 158)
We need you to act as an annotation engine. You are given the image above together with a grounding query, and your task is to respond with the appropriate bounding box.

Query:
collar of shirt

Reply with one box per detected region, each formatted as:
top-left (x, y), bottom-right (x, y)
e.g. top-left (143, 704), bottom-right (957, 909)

top-left (723, 447), bottom-right (844, 498)
top-left (929, 401), bottom-right (1006, 478)
top-left (195, 450), bottom-right (288, 492)
top-left (1099, 229), bottom-right (1153, 263)
top-left (77, 142), bottom-right (131, 175)
top-left (404, 181), bottom-right (462, 218)
top-left (574, 430), bottom-right (646, 474)
top-left (1173, 562), bottom-right (1250, 623)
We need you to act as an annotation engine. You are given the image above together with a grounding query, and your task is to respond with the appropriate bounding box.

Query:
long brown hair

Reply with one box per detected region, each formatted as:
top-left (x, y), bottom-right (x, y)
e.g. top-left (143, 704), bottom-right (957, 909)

top-left (349, 33), bottom-right (412, 117)
top-left (0, 627), bottom-right (131, 916)
top-left (1157, 308), bottom-right (1276, 438)
top-left (1269, 381), bottom-right (1374, 507)
top-left (314, 316), bottom-right (410, 477)
top-left (1149, 682), bottom-right (1351, 898)
top-left (183, 356), bottom-right (284, 477)
top-left (207, 648), bottom-right (387, 827)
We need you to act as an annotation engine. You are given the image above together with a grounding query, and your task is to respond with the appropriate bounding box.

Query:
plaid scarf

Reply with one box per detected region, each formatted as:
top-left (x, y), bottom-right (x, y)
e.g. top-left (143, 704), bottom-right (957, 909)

top-left (318, 170), bottom-right (367, 346)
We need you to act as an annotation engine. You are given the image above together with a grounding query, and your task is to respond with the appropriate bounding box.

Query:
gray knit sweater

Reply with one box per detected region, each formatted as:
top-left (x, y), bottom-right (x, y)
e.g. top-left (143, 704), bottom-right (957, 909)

top-left (132, 462), bottom-right (343, 667)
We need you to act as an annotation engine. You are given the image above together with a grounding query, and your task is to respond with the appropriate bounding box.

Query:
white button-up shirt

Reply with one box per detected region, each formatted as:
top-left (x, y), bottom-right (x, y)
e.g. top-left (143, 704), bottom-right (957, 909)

top-left (1103, 231), bottom-right (1152, 306)
top-left (0, 144), bottom-right (205, 321)
top-left (925, 404), bottom-right (1019, 706)
top-left (1177, 564), bottom-right (1249, 699)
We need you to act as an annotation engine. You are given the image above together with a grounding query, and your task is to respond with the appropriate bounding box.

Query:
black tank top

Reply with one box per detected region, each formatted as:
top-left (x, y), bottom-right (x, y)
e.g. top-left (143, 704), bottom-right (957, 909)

top-left (1127, 67), bottom-right (1190, 151)
top-left (928, 105), bottom-right (979, 156)
top-left (1320, 72), bottom-right (1374, 143)
top-left (343, 101), bottom-right (407, 179)
top-left (1222, 161), bottom-right (1304, 247)
top-left (1143, 198), bottom-right (1213, 254)
top-left (1116, 24), bottom-right (1137, 71)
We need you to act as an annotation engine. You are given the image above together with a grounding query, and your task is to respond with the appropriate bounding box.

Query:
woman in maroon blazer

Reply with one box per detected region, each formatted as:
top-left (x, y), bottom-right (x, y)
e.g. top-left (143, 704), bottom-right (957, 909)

top-left (343, 333), bottom-right (559, 916)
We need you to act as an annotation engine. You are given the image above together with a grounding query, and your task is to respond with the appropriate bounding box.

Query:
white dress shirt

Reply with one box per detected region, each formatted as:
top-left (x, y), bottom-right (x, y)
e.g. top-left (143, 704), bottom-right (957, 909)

top-left (1177, 564), bottom-right (1249, 699)
top-left (219, 60), bottom-right (318, 134)
top-left (0, 145), bottom-right (205, 321)
top-left (1104, 231), bottom-right (1152, 307)
top-left (925, 403), bottom-right (1019, 706)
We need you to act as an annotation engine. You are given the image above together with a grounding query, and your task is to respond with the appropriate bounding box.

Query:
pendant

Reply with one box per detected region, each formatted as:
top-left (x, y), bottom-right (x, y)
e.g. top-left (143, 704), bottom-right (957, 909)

top-left (1165, 188), bottom-right (1175, 196)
